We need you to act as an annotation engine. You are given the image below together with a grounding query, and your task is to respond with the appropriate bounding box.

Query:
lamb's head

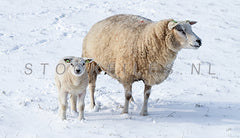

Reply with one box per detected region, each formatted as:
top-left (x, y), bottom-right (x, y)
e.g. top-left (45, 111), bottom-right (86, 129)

top-left (166, 20), bottom-right (202, 51)
top-left (63, 56), bottom-right (93, 76)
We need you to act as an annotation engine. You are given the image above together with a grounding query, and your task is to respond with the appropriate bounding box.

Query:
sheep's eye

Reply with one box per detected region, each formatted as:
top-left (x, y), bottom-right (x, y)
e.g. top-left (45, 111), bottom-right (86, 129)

top-left (83, 63), bottom-right (85, 66)
top-left (178, 29), bottom-right (185, 35)
top-left (175, 25), bottom-right (186, 35)
top-left (180, 30), bottom-right (185, 35)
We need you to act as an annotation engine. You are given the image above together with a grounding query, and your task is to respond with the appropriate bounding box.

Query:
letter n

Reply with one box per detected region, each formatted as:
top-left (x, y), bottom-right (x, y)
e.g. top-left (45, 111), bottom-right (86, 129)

top-left (191, 63), bottom-right (200, 75)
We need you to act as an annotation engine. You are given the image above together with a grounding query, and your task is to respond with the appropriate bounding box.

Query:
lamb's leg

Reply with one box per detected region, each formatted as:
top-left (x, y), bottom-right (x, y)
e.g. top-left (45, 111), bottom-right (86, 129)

top-left (87, 63), bottom-right (99, 109)
top-left (121, 83), bottom-right (132, 114)
top-left (78, 91), bottom-right (86, 120)
top-left (89, 74), bottom-right (97, 109)
top-left (70, 94), bottom-right (77, 113)
top-left (58, 91), bottom-right (68, 120)
top-left (140, 84), bottom-right (152, 116)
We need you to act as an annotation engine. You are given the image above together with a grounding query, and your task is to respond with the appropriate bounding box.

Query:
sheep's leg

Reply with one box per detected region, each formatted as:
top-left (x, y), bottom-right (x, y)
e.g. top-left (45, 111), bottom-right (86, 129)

top-left (140, 85), bottom-right (152, 116)
top-left (78, 91), bottom-right (86, 120)
top-left (129, 97), bottom-right (134, 103)
top-left (58, 91), bottom-right (68, 120)
top-left (121, 83), bottom-right (132, 114)
top-left (88, 67), bottom-right (98, 109)
top-left (70, 94), bottom-right (77, 113)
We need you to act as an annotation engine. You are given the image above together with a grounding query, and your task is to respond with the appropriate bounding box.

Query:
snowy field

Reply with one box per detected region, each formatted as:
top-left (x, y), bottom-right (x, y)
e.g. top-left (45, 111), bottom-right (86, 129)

top-left (0, 0), bottom-right (240, 137)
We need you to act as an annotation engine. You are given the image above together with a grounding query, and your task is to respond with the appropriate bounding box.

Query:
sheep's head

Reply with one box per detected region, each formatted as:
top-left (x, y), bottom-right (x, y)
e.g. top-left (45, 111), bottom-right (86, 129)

top-left (64, 56), bottom-right (93, 76)
top-left (167, 20), bottom-right (202, 51)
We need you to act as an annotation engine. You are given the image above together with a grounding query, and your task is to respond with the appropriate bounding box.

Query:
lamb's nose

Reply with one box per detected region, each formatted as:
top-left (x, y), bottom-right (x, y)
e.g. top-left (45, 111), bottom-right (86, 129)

top-left (196, 39), bottom-right (202, 46)
top-left (76, 69), bottom-right (80, 73)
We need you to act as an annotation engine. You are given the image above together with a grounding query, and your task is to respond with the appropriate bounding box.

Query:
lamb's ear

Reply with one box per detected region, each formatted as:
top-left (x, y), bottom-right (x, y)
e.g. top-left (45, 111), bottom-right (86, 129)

top-left (186, 20), bottom-right (197, 25)
top-left (63, 56), bottom-right (74, 63)
top-left (64, 58), bottom-right (72, 63)
top-left (83, 58), bottom-right (93, 63)
top-left (168, 20), bottom-right (178, 30)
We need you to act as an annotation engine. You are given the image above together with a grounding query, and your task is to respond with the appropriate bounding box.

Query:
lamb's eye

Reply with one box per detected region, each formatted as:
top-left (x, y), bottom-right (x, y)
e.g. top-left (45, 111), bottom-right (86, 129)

top-left (83, 63), bottom-right (85, 66)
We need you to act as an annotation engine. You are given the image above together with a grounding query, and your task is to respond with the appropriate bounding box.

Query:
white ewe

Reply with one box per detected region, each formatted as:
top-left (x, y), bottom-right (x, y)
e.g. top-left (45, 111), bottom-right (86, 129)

top-left (82, 14), bottom-right (201, 115)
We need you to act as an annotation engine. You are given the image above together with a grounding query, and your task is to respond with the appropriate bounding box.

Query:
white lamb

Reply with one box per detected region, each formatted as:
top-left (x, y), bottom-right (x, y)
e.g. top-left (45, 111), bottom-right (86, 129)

top-left (55, 56), bottom-right (93, 120)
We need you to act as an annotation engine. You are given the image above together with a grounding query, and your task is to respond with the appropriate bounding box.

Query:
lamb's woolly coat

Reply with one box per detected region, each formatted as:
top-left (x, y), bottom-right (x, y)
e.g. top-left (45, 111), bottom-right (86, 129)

top-left (82, 14), bottom-right (178, 86)
top-left (55, 57), bottom-right (88, 120)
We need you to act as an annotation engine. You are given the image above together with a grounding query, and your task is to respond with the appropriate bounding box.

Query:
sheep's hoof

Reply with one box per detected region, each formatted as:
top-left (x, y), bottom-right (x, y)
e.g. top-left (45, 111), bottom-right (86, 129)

top-left (90, 104), bottom-right (95, 109)
top-left (89, 104), bottom-right (99, 112)
top-left (121, 110), bottom-right (128, 114)
top-left (129, 97), bottom-right (135, 103)
top-left (140, 111), bottom-right (148, 116)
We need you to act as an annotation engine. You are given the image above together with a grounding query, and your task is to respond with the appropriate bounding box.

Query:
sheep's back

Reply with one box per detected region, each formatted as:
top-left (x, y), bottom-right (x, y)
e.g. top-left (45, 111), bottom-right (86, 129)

top-left (83, 14), bottom-right (154, 82)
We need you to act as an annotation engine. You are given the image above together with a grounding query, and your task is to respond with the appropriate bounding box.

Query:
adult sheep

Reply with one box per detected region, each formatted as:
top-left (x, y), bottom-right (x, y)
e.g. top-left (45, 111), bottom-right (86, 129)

top-left (82, 14), bottom-right (202, 116)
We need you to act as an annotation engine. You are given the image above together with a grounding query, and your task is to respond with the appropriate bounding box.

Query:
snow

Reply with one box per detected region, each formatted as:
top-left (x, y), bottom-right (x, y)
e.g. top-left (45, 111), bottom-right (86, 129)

top-left (0, 0), bottom-right (240, 137)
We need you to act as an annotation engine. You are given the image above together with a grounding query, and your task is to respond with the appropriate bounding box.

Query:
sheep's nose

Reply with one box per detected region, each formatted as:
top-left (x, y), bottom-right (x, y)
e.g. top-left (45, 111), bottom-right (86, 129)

top-left (76, 69), bottom-right (80, 73)
top-left (196, 39), bottom-right (202, 46)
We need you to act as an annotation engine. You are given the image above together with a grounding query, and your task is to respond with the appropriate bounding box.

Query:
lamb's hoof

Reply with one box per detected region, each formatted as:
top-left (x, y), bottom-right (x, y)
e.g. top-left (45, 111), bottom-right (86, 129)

top-left (60, 116), bottom-right (66, 120)
top-left (71, 111), bottom-right (78, 117)
top-left (59, 113), bottom-right (67, 120)
top-left (140, 111), bottom-right (148, 116)
top-left (79, 116), bottom-right (85, 121)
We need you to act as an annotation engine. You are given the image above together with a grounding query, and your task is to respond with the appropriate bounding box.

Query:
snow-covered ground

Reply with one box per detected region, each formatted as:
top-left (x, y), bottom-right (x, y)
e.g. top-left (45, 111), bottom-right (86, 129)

top-left (0, 0), bottom-right (240, 137)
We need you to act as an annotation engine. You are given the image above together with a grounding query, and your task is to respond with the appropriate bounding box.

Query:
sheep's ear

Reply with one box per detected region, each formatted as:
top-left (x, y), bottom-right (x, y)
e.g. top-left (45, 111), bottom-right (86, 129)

top-left (84, 58), bottom-right (93, 63)
top-left (186, 20), bottom-right (197, 25)
top-left (168, 20), bottom-right (178, 30)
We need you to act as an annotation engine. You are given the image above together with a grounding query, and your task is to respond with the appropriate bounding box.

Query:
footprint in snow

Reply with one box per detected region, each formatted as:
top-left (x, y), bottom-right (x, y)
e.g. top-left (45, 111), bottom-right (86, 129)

top-left (35, 39), bottom-right (47, 45)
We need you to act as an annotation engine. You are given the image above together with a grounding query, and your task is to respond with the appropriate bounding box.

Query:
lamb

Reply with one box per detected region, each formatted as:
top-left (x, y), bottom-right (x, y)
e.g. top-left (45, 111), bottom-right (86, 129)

top-left (55, 56), bottom-right (93, 120)
top-left (82, 14), bottom-right (202, 116)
